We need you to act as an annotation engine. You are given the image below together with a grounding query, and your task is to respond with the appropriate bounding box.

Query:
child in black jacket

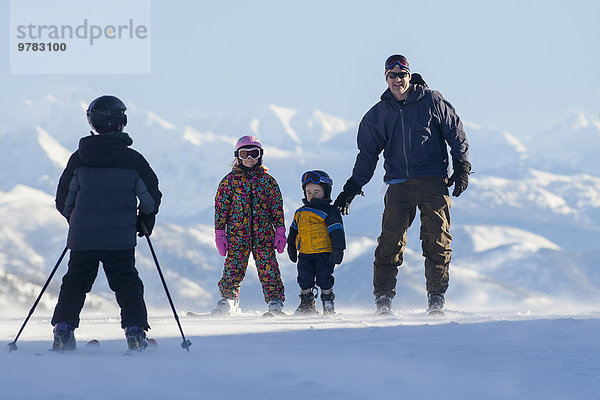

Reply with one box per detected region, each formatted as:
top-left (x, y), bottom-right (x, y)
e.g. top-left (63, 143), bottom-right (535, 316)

top-left (51, 95), bottom-right (161, 351)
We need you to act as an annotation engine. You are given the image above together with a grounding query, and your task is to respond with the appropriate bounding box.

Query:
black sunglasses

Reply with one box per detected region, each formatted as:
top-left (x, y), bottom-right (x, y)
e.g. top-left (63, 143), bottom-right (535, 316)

top-left (387, 71), bottom-right (409, 80)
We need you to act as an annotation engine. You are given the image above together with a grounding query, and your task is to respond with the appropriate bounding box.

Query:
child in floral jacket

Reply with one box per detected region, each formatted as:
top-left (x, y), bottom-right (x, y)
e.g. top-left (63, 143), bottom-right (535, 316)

top-left (213, 135), bottom-right (286, 315)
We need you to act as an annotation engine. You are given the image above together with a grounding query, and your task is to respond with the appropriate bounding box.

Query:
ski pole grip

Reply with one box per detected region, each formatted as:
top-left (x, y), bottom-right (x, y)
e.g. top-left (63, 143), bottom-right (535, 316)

top-left (141, 221), bottom-right (149, 236)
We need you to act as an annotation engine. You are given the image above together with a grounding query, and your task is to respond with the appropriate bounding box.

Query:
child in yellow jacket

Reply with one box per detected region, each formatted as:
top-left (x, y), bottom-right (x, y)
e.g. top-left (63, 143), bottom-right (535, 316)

top-left (287, 170), bottom-right (345, 315)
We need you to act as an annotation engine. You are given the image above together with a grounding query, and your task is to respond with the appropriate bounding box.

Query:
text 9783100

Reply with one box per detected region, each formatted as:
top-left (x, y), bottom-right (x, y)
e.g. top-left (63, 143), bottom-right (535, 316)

top-left (17, 42), bottom-right (67, 52)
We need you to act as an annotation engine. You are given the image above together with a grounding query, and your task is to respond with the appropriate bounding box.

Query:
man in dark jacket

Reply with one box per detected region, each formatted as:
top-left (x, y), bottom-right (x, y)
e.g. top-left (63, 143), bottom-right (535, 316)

top-left (51, 95), bottom-right (162, 351)
top-left (334, 54), bottom-right (470, 316)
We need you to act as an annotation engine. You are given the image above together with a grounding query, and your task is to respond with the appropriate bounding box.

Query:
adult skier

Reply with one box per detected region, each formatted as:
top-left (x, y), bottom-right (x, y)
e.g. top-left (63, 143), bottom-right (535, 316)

top-left (333, 54), bottom-right (470, 315)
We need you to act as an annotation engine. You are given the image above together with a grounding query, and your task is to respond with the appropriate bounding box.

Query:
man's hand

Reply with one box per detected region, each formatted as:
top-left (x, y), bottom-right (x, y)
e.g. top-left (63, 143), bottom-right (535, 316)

top-left (333, 177), bottom-right (363, 215)
top-left (447, 159), bottom-right (472, 197)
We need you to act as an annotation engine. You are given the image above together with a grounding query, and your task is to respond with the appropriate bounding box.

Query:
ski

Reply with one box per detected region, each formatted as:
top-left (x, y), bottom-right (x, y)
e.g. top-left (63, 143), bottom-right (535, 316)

top-left (48, 339), bottom-right (100, 353)
top-left (293, 311), bottom-right (320, 317)
top-left (85, 339), bottom-right (100, 349)
top-left (186, 311), bottom-right (209, 318)
top-left (262, 310), bottom-right (287, 318)
top-left (124, 338), bottom-right (157, 356)
top-left (427, 309), bottom-right (445, 317)
top-left (186, 311), bottom-right (235, 318)
top-left (377, 310), bottom-right (395, 317)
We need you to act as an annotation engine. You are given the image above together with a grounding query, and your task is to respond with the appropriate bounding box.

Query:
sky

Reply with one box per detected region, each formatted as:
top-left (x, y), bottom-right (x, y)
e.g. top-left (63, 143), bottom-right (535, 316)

top-left (1, 0), bottom-right (599, 138)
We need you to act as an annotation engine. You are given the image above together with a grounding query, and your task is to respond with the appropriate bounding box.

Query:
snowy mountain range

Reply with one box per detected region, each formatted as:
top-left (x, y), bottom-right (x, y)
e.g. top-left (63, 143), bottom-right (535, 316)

top-left (1, 89), bottom-right (599, 316)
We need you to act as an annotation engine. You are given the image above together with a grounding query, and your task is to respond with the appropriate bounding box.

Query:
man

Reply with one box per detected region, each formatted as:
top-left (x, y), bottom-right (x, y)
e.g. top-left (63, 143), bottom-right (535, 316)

top-left (334, 54), bottom-right (470, 315)
top-left (51, 95), bottom-right (162, 350)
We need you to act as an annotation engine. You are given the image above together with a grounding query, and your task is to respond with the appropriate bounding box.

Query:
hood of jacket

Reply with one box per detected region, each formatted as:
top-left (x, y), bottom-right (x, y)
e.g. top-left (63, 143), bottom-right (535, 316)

top-left (77, 132), bottom-right (133, 166)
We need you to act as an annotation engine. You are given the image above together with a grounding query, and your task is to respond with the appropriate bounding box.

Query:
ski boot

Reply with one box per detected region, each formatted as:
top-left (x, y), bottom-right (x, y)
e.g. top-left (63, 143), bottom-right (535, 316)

top-left (212, 298), bottom-right (239, 315)
top-left (294, 288), bottom-right (317, 315)
top-left (375, 295), bottom-right (393, 316)
top-left (51, 322), bottom-right (76, 351)
top-left (125, 326), bottom-right (148, 351)
top-left (321, 288), bottom-right (335, 315)
top-left (427, 292), bottom-right (445, 316)
top-left (264, 299), bottom-right (285, 317)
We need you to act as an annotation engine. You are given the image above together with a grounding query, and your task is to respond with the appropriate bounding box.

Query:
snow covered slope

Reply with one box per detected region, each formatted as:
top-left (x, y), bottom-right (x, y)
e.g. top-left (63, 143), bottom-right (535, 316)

top-left (1, 313), bottom-right (599, 400)
top-left (0, 91), bottom-right (599, 317)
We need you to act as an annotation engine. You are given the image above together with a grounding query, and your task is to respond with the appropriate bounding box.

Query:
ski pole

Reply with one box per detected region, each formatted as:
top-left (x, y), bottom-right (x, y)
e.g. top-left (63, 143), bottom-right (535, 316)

top-left (141, 223), bottom-right (192, 351)
top-left (7, 245), bottom-right (68, 352)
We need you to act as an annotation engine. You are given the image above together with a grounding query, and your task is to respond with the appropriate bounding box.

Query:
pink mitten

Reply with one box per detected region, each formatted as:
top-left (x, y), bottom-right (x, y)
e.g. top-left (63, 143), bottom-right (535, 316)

top-left (273, 226), bottom-right (286, 254)
top-left (215, 230), bottom-right (228, 256)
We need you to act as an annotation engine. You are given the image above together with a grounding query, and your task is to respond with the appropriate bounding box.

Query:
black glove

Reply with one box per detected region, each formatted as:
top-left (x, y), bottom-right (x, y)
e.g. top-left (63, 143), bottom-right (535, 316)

top-left (333, 177), bottom-right (364, 215)
top-left (329, 249), bottom-right (344, 265)
top-left (447, 159), bottom-right (471, 197)
top-left (410, 73), bottom-right (428, 88)
top-left (136, 213), bottom-right (156, 237)
top-left (287, 245), bottom-right (297, 263)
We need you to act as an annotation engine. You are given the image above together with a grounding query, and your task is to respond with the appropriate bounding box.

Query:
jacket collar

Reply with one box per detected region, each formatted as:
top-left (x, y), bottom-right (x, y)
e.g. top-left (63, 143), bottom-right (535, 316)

top-left (77, 132), bottom-right (132, 166)
top-left (380, 85), bottom-right (426, 104)
top-left (302, 197), bottom-right (332, 207)
top-left (232, 164), bottom-right (266, 176)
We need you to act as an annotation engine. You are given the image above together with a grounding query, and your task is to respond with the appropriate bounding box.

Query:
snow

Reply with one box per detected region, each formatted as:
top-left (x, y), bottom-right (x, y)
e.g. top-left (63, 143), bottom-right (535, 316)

top-left (146, 110), bottom-right (177, 131)
top-left (309, 110), bottom-right (357, 143)
top-left (1, 95), bottom-right (600, 399)
top-left (182, 126), bottom-right (234, 146)
top-left (35, 126), bottom-right (71, 169)
top-left (463, 225), bottom-right (560, 253)
top-left (1, 311), bottom-right (599, 399)
top-left (269, 104), bottom-right (301, 144)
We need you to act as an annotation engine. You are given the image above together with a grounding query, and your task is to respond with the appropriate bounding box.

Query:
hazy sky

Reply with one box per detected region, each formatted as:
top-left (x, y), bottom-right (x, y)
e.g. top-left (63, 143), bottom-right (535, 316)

top-left (2, 0), bottom-right (598, 138)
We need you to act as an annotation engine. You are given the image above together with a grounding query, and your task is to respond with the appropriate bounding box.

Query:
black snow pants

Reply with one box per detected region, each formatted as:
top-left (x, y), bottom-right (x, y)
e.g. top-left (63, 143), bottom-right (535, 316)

top-left (51, 249), bottom-right (149, 330)
top-left (297, 252), bottom-right (335, 291)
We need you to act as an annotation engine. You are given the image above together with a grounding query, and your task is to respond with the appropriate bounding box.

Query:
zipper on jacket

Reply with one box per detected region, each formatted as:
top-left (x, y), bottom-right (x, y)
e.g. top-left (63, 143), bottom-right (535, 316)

top-left (399, 104), bottom-right (410, 178)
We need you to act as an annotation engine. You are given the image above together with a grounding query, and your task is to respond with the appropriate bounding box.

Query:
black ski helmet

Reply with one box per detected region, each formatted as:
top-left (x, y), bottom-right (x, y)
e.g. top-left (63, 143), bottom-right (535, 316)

top-left (301, 170), bottom-right (333, 199)
top-left (86, 95), bottom-right (128, 133)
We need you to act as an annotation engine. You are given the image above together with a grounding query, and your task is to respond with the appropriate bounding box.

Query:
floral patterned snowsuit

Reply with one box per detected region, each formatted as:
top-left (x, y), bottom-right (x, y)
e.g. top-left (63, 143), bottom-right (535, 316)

top-left (214, 165), bottom-right (285, 303)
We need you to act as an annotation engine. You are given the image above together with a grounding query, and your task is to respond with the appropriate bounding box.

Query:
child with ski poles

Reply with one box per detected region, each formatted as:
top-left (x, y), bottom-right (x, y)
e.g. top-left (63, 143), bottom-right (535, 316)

top-left (287, 170), bottom-right (345, 315)
top-left (51, 95), bottom-right (162, 351)
top-left (213, 135), bottom-right (287, 316)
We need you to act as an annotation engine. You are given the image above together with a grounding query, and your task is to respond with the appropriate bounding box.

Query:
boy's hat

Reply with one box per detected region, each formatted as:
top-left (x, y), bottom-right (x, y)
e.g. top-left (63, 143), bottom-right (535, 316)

top-left (302, 170), bottom-right (333, 199)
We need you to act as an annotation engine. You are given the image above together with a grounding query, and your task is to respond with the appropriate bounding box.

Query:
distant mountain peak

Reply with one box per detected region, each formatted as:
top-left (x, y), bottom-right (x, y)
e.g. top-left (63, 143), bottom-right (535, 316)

top-left (35, 126), bottom-right (71, 169)
top-left (309, 110), bottom-right (356, 144)
top-left (146, 111), bottom-right (177, 130)
top-left (268, 104), bottom-right (301, 144)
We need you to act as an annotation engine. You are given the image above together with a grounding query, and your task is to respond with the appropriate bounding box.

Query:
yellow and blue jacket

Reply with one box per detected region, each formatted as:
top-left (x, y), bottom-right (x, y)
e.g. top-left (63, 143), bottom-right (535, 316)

top-left (287, 198), bottom-right (345, 254)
